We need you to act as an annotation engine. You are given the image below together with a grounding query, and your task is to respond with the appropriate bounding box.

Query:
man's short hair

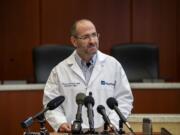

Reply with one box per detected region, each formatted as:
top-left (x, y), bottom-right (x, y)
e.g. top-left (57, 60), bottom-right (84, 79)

top-left (70, 19), bottom-right (93, 37)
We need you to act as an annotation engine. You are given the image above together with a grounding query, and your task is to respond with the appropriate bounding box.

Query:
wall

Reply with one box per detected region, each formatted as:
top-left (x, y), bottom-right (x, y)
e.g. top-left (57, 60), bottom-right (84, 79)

top-left (0, 89), bottom-right (179, 135)
top-left (132, 0), bottom-right (178, 81)
top-left (0, 0), bottom-right (179, 82)
top-left (177, 0), bottom-right (180, 81)
top-left (0, 0), bottom-right (40, 81)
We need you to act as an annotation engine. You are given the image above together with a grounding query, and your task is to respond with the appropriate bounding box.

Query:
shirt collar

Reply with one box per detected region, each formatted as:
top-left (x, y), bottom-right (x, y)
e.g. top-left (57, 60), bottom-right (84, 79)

top-left (74, 51), bottom-right (97, 68)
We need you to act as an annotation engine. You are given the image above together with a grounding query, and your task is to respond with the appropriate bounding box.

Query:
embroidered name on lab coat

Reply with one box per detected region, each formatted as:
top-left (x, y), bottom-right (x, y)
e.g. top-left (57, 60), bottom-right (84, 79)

top-left (62, 82), bottom-right (80, 87)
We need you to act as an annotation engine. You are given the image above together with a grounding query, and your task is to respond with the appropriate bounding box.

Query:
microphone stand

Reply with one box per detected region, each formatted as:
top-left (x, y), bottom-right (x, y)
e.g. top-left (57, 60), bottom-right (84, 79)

top-left (36, 114), bottom-right (49, 135)
top-left (72, 120), bottom-right (83, 134)
top-left (118, 119), bottom-right (125, 135)
top-left (101, 122), bottom-right (109, 135)
top-left (101, 122), bottom-right (119, 135)
top-left (23, 128), bottom-right (35, 135)
top-left (85, 129), bottom-right (98, 134)
top-left (119, 119), bottom-right (136, 135)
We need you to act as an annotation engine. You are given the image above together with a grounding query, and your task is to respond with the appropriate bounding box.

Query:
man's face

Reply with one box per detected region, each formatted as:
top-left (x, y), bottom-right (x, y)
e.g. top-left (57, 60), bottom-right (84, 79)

top-left (71, 21), bottom-right (99, 57)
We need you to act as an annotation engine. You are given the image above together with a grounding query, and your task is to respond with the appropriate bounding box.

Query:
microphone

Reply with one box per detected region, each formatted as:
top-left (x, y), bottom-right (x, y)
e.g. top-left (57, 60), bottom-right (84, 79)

top-left (106, 97), bottom-right (135, 135)
top-left (97, 105), bottom-right (111, 124)
top-left (47, 95), bottom-right (65, 110)
top-left (84, 92), bottom-right (95, 132)
top-left (75, 93), bottom-right (86, 121)
top-left (33, 95), bottom-right (65, 120)
top-left (21, 96), bottom-right (65, 128)
top-left (97, 105), bottom-right (119, 135)
top-left (72, 93), bottom-right (86, 134)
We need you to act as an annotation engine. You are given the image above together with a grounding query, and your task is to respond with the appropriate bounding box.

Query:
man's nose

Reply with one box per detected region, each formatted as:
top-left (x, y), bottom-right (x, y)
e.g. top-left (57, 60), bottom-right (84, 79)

top-left (88, 35), bottom-right (96, 42)
top-left (88, 38), bottom-right (95, 45)
top-left (88, 36), bottom-right (93, 41)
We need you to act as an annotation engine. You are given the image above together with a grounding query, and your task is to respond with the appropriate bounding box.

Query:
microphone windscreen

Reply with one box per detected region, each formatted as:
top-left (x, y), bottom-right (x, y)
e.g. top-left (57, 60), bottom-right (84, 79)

top-left (47, 96), bottom-right (65, 110)
top-left (106, 97), bottom-right (118, 109)
top-left (97, 105), bottom-right (105, 115)
top-left (76, 93), bottom-right (86, 104)
top-left (84, 96), bottom-right (95, 107)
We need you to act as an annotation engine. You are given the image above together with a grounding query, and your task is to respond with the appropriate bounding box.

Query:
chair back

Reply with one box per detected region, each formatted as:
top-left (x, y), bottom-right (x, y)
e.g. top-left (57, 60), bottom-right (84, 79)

top-left (33, 44), bottom-right (75, 83)
top-left (111, 43), bottom-right (159, 82)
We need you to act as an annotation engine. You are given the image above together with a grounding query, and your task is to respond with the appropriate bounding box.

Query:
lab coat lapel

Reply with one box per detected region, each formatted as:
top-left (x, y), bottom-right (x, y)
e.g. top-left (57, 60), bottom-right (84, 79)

top-left (71, 62), bottom-right (85, 82)
top-left (88, 61), bottom-right (102, 86)
top-left (88, 51), bottom-right (105, 86)
top-left (67, 51), bottom-right (86, 82)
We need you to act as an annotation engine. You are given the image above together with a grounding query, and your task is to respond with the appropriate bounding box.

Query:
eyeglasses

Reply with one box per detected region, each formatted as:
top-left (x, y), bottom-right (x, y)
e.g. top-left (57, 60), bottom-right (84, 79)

top-left (75, 32), bottom-right (99, 41)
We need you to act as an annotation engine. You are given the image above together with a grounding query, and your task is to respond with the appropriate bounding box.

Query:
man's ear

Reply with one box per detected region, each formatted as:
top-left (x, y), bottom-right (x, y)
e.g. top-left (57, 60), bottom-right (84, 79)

top-left (70, 36), bottom-right (77, 47)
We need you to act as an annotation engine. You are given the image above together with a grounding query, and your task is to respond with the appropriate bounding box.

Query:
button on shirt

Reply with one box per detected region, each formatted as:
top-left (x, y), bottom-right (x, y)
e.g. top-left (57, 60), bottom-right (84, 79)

top-left (75, 53), bottom-right (97, 84)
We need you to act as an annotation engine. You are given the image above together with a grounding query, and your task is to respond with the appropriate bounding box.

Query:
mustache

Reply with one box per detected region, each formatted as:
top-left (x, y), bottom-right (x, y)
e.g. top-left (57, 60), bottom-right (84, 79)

top-left (87, 44), bottom-right (97, 48)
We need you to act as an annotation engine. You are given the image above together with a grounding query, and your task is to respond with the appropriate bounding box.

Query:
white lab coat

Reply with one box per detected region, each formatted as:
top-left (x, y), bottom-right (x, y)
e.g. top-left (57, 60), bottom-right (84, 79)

top-left (43, 50), bottom-right (133, 132)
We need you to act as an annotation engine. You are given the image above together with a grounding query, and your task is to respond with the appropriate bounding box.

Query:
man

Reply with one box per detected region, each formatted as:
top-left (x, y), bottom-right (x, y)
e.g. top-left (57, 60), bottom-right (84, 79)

top-left (43, 19), bottom-right (133, 132)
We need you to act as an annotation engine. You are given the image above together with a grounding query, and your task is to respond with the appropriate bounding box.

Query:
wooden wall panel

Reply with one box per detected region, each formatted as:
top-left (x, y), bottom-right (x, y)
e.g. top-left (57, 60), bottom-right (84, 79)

top-left (40, 0), bottom-right (131, 54)
top-left (0, 0), bottom-right (179, 82)
top-left (0, 91), bottom-right (47, 135)
top-left (132, 89), bottom-right (180, 113)
top-left (0, 89), bottom-right (179, 135)
top-left (0, 0), bottom-right (40, 81)
top-left (157, 0), bottom-right (177, 81)
top-left (132, 0), bottom-right (177, 81)
top-left (177, 0), bottom-right (180, 81)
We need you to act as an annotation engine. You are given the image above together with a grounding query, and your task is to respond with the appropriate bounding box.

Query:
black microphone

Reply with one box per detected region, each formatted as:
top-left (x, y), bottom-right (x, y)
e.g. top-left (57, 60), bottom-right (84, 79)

top-left (75, 93), bottom-right (86, 121)
top-left (21, 96), bottom-right (65, 128)
top-left (33, 96), bottom-right (65, 119)
top-left (97, 105), bottom-right (111, 124)
top-left (84, 92), bottom-right (95, 132)
top-left (72, 93), bottom-right (86, 134)
top-left (97, 105), bottom-right (119, 135)
top-left (47, 95), bottom-right (65, 110)
top-left (107, 97), bottom-right (135, 135)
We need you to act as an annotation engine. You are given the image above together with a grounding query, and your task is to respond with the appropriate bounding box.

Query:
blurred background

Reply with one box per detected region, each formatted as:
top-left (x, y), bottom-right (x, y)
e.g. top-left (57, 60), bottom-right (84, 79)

top-left (0, 0), bottom-right (180, 135)
top-left (0, 0), bottom-right (180, 83)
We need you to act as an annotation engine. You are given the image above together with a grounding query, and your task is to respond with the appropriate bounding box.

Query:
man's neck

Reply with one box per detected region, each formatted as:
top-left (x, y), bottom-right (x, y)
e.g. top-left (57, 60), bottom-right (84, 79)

top-left (77, 52), bottom-right (95, 63)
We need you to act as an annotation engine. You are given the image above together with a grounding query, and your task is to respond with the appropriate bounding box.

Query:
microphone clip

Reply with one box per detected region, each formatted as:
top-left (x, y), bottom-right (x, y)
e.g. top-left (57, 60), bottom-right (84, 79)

top-left (71, 120), bottom-right (83, 134)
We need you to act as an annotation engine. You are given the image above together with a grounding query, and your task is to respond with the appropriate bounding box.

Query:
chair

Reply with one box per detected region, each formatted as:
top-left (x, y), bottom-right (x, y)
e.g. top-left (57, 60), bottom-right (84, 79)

top-left (111, 43), bottom-right (160, 82)
top-left (33, 44), bottom-right (75, 83)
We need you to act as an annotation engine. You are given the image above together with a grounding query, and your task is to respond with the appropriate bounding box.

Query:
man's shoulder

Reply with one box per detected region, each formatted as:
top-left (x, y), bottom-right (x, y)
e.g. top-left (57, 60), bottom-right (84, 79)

top-left (54, 51), bottom-right (75, 68)
top-left (97, 50), bottom-right (118, 63)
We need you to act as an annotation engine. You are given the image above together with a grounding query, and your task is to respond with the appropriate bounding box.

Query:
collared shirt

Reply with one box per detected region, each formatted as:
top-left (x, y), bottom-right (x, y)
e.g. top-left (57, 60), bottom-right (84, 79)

top-left (75, 52), bottom-right (97, 84)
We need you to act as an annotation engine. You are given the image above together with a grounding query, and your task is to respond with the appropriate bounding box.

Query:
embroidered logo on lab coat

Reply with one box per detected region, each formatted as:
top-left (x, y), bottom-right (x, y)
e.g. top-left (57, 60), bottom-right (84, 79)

top-left (101, 80), bottom-right (116, 86)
